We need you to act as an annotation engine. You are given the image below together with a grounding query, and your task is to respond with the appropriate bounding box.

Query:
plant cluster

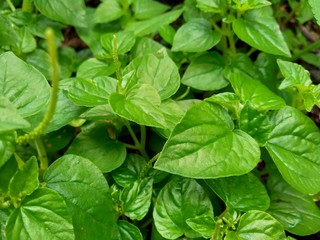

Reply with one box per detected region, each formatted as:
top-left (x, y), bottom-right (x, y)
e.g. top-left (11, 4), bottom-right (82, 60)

top-left (0, 0), bottom-right (320, 239)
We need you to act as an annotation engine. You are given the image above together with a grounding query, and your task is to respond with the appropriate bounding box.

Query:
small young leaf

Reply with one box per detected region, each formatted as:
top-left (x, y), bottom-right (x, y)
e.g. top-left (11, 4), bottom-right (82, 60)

top-left (233, 7), bottom-right (291, 57)
top-left (195, 0), bottom-right (228, 14)
top-left (132, 0), bottom-right (170, 20)
top-left (44, 154), bottom-right (117, 240)
top-left (121, 177), bottom-right (153, 220)
top-left (117, 220), bottom-right (143, 240)
top-left (232, 0), bottom-right (271, 11)
top-left (67, 122), bottom-right (126, 172)
top-left (93, 0), bottom-right (124, 24)
top-left (205, 173), bottom-right (270, 211)
top-left (186, 215), bottom-right (215, 239)
top-left (6, 188), bottom-right (74, 240)
top-left (159, 25), bottom-right (176, 45)
top-left (153, 177), bottom-right (213, 239)
top-left (76, 58), bottom-right (115, 78)
top-left (266, 106), bottom-right (320, 194)
top-left (0, 15), bottom-right (20, 46)
top-left (172, 18), bottom-right (221, 52)
top-left (9, 157), bottom-right (39, 199)
top-left (182, 52), bottom-right (228, 91)
top-left (155, 101), bottom-right (260, 178)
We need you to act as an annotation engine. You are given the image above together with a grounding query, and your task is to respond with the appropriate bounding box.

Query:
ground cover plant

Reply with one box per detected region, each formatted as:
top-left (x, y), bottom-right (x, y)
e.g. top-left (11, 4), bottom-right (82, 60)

top-left (0, 0), bottom-right (320, 239)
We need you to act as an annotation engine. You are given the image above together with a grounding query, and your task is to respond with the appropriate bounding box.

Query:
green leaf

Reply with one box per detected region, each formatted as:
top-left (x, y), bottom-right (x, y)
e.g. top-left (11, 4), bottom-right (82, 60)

top-left (239, 103), bottom-right (272, 146)
top-left (153, 177), bottom-right (213, 239)
top-left (172, 18), bottom-right (221, 52)
top-left (0, 15), bottom-right (20, 46)
top-left (229, 72), bottom-right (286, 111)
top-left (267, 167), bottom-right (320, 236)
top-left (93, 0), bottom-right (124, 24)
top-left (0, 156), bottom-right (17, 193)
top-left (112, 154), bottom-right (147, 187)
top-left (0, 209), bottom-right (9, 240)
top-left (155, 101), bottom-right (260, 178)
top-left (123, 48), bottom-right (180, 100)
top-left (133, 0), bottom-right (170, 19)
top-left (266, 106), bottom-right (320, 194)
top-left (80, 104), bottom-right (118, 121)
top-left (0, 96), bottom-right (30, 132)
top-left (13, 27), bottom-right (36, 53)
top-left (159, 25), bottom-right (176, 45)
top-left (131, 37), bottom-right (164, 58)
top-left (182, 52), bottom-right (228, 91)
top-left (117, 220), bottom-right (143, 240)
top-left (0, 52), bottom-right (51, 118)
top-left (232, 0), bottom-right (271, 11)
top-left (101, 31), bottom-right (136, 57)
top-left (232, 7), bottom-right (291, 57)
top-left (205, 173), bottom-right (270, 211)
top-left (33, 0), bottom-right (86, 27)
top-left (121, 177), bottom-right (153, 220)
top-left (77, 58), bottom-right (115, 78)
top-left (6, 188), bottom-right (74, 240)
top-left (186, 215), bottom-right (215, 239)
top-left (9, 157), bottom-right (39, 198)
top-left (60, 76), bottom-right (117, 107)
top-left (67, 122), bottom-right (126, 172)
top-left (233, 210), bottom-right (286, 240)
top-left (195, 0), bottom-right (228, 14)
top-left (25, 49), bottom-right (51, 80)
top-left (125, 9), bottom-right (183, 36)
top-left (308, 0), bottom-right (320, 24)
top-left (44, 154), bottom-right (116, 240)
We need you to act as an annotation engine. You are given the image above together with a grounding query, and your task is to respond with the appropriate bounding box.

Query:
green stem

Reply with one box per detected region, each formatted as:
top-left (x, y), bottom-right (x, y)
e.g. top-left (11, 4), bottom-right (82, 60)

top-left (221, 22), bottom-right (228, 61)
top-left (34, 137), bottom-right (48, 174)
top-left (22, 0), bottom-right (33, 12)
top-left (123, 143), bottom-right (139, 150)
top-left (140, 125), bottom-right (146, 149)
top-left (212, 219), bottom-right (223, 240)
top-left (113, 35), bottom-right (122, 90)
top-left (227, 26), bottom-right (237, 56)
top-left (174, 87), bottom-right (190, 101)
top-left (292, 39), bottom-right (320, 61)
top-left (6, 0), bottom-right (15, 11)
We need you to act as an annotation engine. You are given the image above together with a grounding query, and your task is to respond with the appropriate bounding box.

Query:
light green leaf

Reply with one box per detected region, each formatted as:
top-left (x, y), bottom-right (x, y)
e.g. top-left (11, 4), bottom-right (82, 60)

top-left (0, 52), bottom-right (51, 118)
top-left (266, 106), bottom-right (320, 194)
top-left (133, 0), bottom-right (170, 19)
top-left (159, 25), bottom-right (176, 45)
top-left (229, 72), bottom-right (286, 111)
top-left (118, 220), bottom-right (143, 240)
top-left (123, 48), bottom-right (180, 100)
top-left (77, 58), bottom-right (115, 78)
top-left (232, 0), bottom-right (271, 11)
top-left (93, 0), bottom-right (124, 23)
top-left (172, 18), bottom-right (221, 52)
top-left (33, 0), bottom-right (86, 27)
top-left (233, 7), bottom-right (291, 57)
top-left (80, 104), bottom-right (118, 121)
top-left (0, 15), bottom-right (20, 46)
top-left (13, 27), bottom-right (36, 53)
top-left (182, 52), bottom-right (228, 90)
top-left (196, 0), bottom-right (228, 14)
top-left (153, 177), bottom-right (213, 239)
top-left (101, 31), bottom-right (136, 57)
top-left (60, 76), bottom-right (117, 107)
top-left (125, 9), bottom-right (183, 36)
top-left (67, 122), bottom-right (126, 172)
top-left (25, 49), bottom-right (51, 79)
top-left (44, 154), bottom-right (116, 240)
top-left (121, 177), bottom-right (153, 220)
top-left (308, 0), bottom-right (320, 24)
top-left (9, 157), bottom-right (39, 198)
top-left (155, 101), bottom-right (260, 178)
top-left (234, 210), bottom-right (286, 240)
top-left (0, 209), bottom-right (9, 240)
top-left (6, 188), bottom-right (74, 240)
top-left (267, 167), bottom-right (320, 236)
top-left (0, 96), bottom-right (30, 132)
top-left (186, 215), bottom-right (215, 239)
top-left (131, 37), bottom-right (164, 58)
top-left (205, 173), bottom-right (270, 211)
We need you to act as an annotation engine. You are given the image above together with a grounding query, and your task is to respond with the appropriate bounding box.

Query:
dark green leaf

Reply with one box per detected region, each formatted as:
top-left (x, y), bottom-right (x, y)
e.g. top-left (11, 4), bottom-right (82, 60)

top-left (33, 0), bottom-right (86, 27)
top-left (118, 220), bottom-right (143, 240)
top-left (67, 122), bottom-right (126, 172)
top-left (93, 0), bottom-right (124, 24)
top-left (0, 132), bottom-right (16, 169)
top-left (0, 15), bottom-right (20, 46)
top-left (186, 215), bottom-right (215, 239)
top-left (6, 188), bottom-right (74, 240)
top-left (153, 177), bottom-right (213, 239)
top-left (233, 7), bottom-right (291, 57)
top-left (133, 0), bottom-right (170, 20)
top-left (172, 18), bottom-right (221, 52)
top-left (266, 106), bottom-right (320, 194)
top-left (101, 31), bottom-right (136, 57)
top-left (205, 173), bottom-right (270, 211)
top-left (0, 156), bottom-right (17, 193)
top-left (0, 209), bottom-right (9, 240)
top-left (44, 154), bottom-right (116, 240)
top-left (155, 101), bottom-right (260, 178)
top-left (182, 52), bottom-right (228, 91)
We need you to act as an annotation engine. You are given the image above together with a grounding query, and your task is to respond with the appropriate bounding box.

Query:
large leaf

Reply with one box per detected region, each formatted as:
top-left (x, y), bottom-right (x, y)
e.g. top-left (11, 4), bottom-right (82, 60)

top-left (6, 188), bottom-right (74, 240)
top-left (67, 122), bottom-right (126, 172)
top-left (229, 72), bottom-right (286, 111)
top-left (267, 167), bottom-right (320, 236)
top-left (308, 0), bottom-right (320, 24)
top-left (117, 220), bottom-right (143, 240)
top-left (266, 106), bottom-right (320, 194)
top-left (182, 52), bottom-right (228, 91)
top-left (123, 48), bottom-right (180, 100)
top-left (172, 18), bottom-right (221, 52)
top-left (0, 52), bottom-right (51, 118)
top-left (33, 0), bottom-right (86, 27)
top-left (155, 101), bottom-right (260, 178)
top-left (44, 154), bottom-right (116, 240)
top-left (232, 7), bottom-right (291, 57)
top-left (153, 177), bottom-right (213, 239)
top-left (205, 173), bottom-right (270, 211)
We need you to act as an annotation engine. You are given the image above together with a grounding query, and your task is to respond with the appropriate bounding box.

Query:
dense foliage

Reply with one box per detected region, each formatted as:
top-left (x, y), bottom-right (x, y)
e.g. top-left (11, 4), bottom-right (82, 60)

top-left (0, 0), bottom-right (320, 239)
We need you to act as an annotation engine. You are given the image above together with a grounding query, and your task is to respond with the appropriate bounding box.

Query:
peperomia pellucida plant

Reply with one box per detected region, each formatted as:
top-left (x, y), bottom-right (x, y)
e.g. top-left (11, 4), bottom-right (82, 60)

top-left (0, 0), bottom-right (320, 239)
